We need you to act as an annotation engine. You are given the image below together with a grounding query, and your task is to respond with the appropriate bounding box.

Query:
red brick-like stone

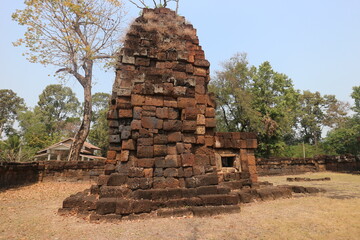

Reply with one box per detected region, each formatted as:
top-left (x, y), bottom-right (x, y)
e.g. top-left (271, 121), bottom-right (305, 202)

top-left (196, 126), bottom-right (206, 135)
top-left (119, 109), bottom-right (133, 118)
top-left (194, 67), bottom-right (207, 77)
top-left (133, 107), bottom-right (142, 119)
top-left (136, 57), bottom-right (150, 66)
top-left (195, 84), bottom-right (205, 95)
top-left (117, 97), bottom-right (131, 109)
top-left (195, 154), bottom-right (210, 165)
top-left (181, 153), bottom-right (194, 167)
top-left (144, 168), bottom-right (154, 178)
top-left (173, 86), bottom-right (187, 96)
top-left (196, 135), bottom-right (205, 144)
top-left (131, 120), bottom-right (141, 130)
top-left (195, 94), bottom-right (207, 105)
top-left (168, 108), bottom-right (179, 119)
top-left (137, 146), bottom-right (154, 158)
top-left (154, 145), bottom-right (167, 156)
top-left (156, 107), bottom-right (169, 119)
top-left (107, 150), bottom-right (117, 160)
top-left (122, 139), bottom-right (135, 150)
top-left (163, 83), bottom-right (174, 95)
top-left (131, 94), bottom-right (145, 106)
top-left (145, 96), bottom-right (164, 106)
top-left (163, 120), bottom-right (182, 131)
top-left (205, 108), bottom-right (215, 118)
top-left (119, 150), bottom-right (130, 162)
top-left (177, 98), bottom-right (196, 108)
top-left (196, 114), bottom-right (205, 125)
top-left (182, 120), bottom-right (197, 132)
top-left (194, 59), bottom-right (210, 67)
top-left (164, 99), bottom-right (177, 108)
top-left (167, 145), bottom-right (177, 155)
top-left (205, 118), bottom-right (216, 128)
top-left (141, 116), bottom-right (163, 129)
top-left (137, 137), bottom-right (153, 146)
top-left (183, 107), bottom-right (199, 120)
top-left (205, 136), bottom-right (214, 147)
top-left (137, 158), bottom-right (155, 168)
top-left (154, 134), bottom-right (168, 144)
top-left (167, 132), bottom-right (182, 142)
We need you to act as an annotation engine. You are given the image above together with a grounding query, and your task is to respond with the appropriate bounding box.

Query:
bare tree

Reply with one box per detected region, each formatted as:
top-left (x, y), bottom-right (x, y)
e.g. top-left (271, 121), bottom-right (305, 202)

top-left (13, 0), bottom-right (126, 161)
top-left (129, 0), bottom-right (179, 13)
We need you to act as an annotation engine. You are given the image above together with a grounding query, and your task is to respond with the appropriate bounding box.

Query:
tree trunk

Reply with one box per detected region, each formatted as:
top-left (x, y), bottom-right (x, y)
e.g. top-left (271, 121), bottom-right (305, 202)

top-left (68, 80), bottom-right (92, 161)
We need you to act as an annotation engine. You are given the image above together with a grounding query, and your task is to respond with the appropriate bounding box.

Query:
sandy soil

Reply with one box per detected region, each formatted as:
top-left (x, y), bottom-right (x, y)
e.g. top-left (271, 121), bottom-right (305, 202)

top-left (1, 172), bottom-right (360, 240)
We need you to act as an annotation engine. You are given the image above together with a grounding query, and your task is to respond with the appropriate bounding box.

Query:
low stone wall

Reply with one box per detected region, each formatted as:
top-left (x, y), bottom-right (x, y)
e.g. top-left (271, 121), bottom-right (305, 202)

top-left (0, 160), bottom-right (106, 190)
top-left (38, 160), bottom-right (106, 182)
top-left (257, 155), bottom-right (360, 176)
top-left (0, 162), bottom-right (39, 189)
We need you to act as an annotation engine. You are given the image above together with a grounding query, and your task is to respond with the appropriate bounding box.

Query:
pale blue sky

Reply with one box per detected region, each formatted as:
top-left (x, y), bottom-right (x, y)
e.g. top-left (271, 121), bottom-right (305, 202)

top-left (1, 0), bottom-right (359, 108)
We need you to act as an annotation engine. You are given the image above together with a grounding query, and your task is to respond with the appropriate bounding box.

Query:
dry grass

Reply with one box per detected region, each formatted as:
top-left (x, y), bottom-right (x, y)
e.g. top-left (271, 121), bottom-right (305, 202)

top-left (1, 172), bottom-right (360, 240)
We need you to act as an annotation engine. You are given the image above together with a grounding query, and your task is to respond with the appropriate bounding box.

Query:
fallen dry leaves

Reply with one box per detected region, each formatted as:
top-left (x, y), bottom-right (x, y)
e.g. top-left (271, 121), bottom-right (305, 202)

top-left (0, 172), bottom-right (359, 240)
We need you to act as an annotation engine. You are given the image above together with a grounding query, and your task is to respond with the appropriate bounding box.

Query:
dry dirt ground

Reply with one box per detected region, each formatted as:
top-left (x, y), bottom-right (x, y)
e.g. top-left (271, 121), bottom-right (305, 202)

top-left (1, 172), bottom-right (360, 240)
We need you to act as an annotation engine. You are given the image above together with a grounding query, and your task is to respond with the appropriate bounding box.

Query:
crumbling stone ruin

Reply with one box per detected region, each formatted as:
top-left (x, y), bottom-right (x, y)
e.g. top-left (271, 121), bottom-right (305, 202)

top-left (60, 8), bottom-right (261, 221)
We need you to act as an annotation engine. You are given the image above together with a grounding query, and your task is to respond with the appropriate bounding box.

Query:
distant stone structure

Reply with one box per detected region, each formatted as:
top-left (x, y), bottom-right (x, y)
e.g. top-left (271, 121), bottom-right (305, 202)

top-left (60, 8), bottom-right (258, 220)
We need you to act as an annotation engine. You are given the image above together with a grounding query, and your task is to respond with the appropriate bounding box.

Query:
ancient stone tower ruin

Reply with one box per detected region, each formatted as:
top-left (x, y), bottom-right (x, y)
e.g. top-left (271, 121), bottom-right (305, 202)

top-left (60, 8), bottom-right (258, 220)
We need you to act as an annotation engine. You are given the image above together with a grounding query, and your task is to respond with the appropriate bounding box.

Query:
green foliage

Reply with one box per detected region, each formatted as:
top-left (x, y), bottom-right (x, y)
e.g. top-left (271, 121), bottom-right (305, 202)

top-left (351, 86), bottom-right (360, 115)
top-left (298, 90), bottom-right (349, 145)
top-left (0, 134), bottom-right (36, 162)
top-left (89, 109), bottom-right (109, 157)
top-left (0, 89), bottom-right (26, 138)
top-left (18, 109), bottom-right (60, 152)
top-left (210, 53), bottom-right (300, 157)
top-left (88, 92), bottom-right (111, 156)
top-left (17, 84), bottom-right (80, 156)
top-left (37, 84), bottom-right (80, 136)
top-left (281, 143), bottom-right (328, 158)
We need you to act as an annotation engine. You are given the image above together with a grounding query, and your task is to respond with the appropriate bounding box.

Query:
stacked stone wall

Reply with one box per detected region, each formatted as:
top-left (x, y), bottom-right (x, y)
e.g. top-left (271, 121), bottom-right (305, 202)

top-left (0, 160), bottom-right (105, 190)
top-left (0, 162), bottom-right (39, 189)
top-left (256, 155), bottom-right (360, 176)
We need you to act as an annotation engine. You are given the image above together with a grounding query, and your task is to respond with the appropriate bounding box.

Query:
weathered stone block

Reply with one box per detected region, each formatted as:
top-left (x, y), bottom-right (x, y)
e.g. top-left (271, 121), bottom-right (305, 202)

top-left (107, 174), bottom-right (128, 186)
top-left (163, 168), bottom-right (179, 177)
top-left (141, 116), bottom-right (163, 129)
top-left (137, 146), bottom-right (154, 158)
top-left (177, 97), bottom-right (196, 108)
top-left (196, 126), bottom-right (206, 135)
top-left (154, 145), bottom-right (167, 156)
top-left (137, 137), bottom-right (154, 146)
top-left (205, 118), bottom-right (216, 128)
top-left (182, 120), bottom-right (197, 132)
top-left (163, 120), bottom-right (182, 131)
top-left (181, 153), bottom-right (194, 167)
top-left (109, 135), bottom-right (121, 143)
top-left (196, 114), bottom-right (205, 125)
top-left (131, 94), bottom-right (145, 106)
top-left (165, 155), bottom-right (181, 167)
top-left (137, 158), bottom-right (155, 168)
top-left (155, 107), bottom-right (169, 119)
top-left (145, 96), bottom-right (164, 106)
top-left (154, 134), bottom-right (168, 144)
top-left (119, 109), bottom-right (133, 118)
top-left (96, 198), bottom-right (117, 215)
top-left (122, 139), bottom-right (135, 150)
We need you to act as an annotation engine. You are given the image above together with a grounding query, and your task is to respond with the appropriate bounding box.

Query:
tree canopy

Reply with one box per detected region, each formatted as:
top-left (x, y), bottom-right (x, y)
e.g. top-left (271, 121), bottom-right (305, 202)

top-left (13, 0), bottom-right (126, 161)
top-left (210, 53), bottom-right (352, 157)
top-left (0, 89), bottom-right (26, 138)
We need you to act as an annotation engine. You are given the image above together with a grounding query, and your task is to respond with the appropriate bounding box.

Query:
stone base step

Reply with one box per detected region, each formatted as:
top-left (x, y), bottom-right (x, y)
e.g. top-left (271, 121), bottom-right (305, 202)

top-left (89, 205), bottom-right (241, 222)
top-left (95, 193), bottom-right (239, 215)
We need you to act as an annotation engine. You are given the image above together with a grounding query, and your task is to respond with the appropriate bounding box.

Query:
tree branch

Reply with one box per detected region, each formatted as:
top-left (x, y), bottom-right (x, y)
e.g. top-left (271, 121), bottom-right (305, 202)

top-left (129, 0), bottom-right (147, 9)
top-left (56, 68), bottom-right (86, 87)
